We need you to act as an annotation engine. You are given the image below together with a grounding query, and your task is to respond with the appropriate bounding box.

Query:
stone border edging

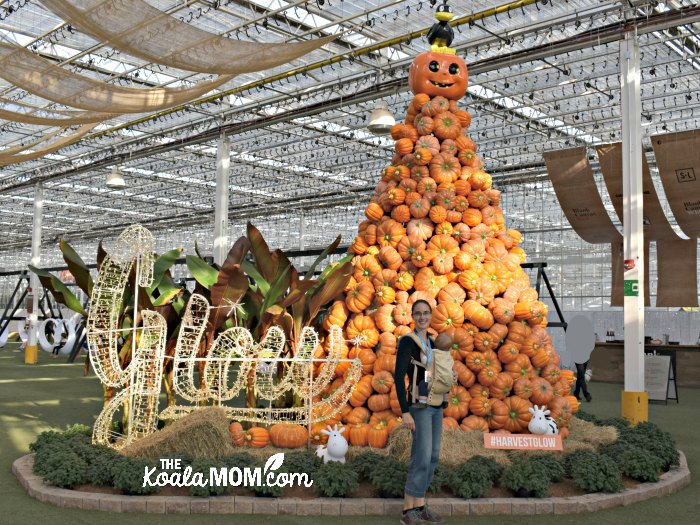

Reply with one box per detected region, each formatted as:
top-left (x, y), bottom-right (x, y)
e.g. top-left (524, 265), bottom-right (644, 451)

top-left (12, 452), bottom-right (690, 515)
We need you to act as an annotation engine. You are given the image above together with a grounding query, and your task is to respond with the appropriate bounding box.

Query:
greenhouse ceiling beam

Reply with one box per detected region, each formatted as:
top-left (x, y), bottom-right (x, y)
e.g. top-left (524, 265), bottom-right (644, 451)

top-left (2, 3), bottom-right (698, 196)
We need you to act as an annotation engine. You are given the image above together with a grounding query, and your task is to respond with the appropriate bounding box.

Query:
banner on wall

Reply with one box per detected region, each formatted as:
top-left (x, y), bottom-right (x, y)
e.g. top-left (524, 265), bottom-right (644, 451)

top-left (652, 130), bottom-right (700, 239)
top-left (596, 143), bottom-right (697, 307)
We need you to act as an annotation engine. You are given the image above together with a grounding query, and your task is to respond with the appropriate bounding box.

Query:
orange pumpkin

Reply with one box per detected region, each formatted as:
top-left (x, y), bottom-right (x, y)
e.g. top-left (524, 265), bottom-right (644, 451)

top-left (345, 280), bottom-right (375, 313)
top-left (358, 348), bottom-right (378, 375)
top-left (372, 370), bottom-right (395, 394)
top-left (485, 398), bottom-right (509, 430)
top-left (429, 205), bottom-right (448, 224)
top-left (451, 359), bottom-right (474, 387)
top-left (489, 372), bottom-right (514, 399)
top-left (393, 302), bottom-right (413, 326)
top-left (345, 406), bottom-right (371, 425)
top-left (245, 427), bottom-right (270, 448)
top-left (408, 52), bottom-right (468, 100)
top-left (414, 114), bottom-right (435, 135)
top-left (445, 326), bottom-right (474, 358)
top-left (442, 416), bottom-right (460, 430)
top-left (377, 332), bottom-right (397, 354)
top-left (367, 394), bottom-right (391, 412)
top-left (365, 202), bottom-right (384, 221)
top-left (513, 377), bottom-right (533, 400)
top-left (407, 218), bottom-right (434, 242)
top-left (367, 424), bottom-right (390, 448)
top-left (372, 269), bottom-right (398, 289)
top-left (506, 354), bottom-right (534, 380)
top-left (497, 341), bottom-right (520, 364)
top-left (437, 282), bottom-right (466, 307)
top-left (491, 298), bottom-right (515, 324)
top-left (348, 424), bottom-right (370, 446)
top-left (345, 314), bottom-right (379, 348)
top-left (395, 137), bottom-right (414, 156)
top-left (269, 423), bottom-right (308, 449)
top-left (433, 111), bottom-right (462, 140)
top-left (412, 93), bottom-right (431, 110)
top-left (443, 385), bottom-right (471, 420)
top-left (429, 153), bottom-right (461, 184)
top-left (502, 396), bottom-right (532, 433)
top-left (460, 415), bottom-right (489, 432)
top-left (529, 377), bottom-right (554, 405)
top-left (378, 246), bottom-right (403, 271)
top-left (468, 396), bottom-right (492, 417)
top-left (431, 302), bottom-right (464, 331)
top-left (349, 375), bottom-right (374, 407)
top-left (377, 219), bottom-right (406, 248)
top-left (353, 254), bottom-right (382, 283)
top-left (229, 422), bottom-right (245, 446)
top-left (462, 300), bottom-right (495, 330)
top-left (462, 208), bottom-right (482, 227)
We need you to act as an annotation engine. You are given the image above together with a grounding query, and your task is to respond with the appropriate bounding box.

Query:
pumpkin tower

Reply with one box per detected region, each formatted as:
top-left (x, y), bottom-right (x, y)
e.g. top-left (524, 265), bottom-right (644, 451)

top-left (320, 1), bottom-right (578, 446)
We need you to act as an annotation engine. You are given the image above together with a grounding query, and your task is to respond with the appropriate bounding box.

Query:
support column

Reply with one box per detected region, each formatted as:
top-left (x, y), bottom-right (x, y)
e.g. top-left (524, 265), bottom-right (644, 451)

top-left (25, 183), bottom-right (43, 365)
top-left (620, 28), bottom-right (648, 423)
top-left (299, 212), bottom-right (305, 252)
top-left (213, 134), bottom-right (230, 266)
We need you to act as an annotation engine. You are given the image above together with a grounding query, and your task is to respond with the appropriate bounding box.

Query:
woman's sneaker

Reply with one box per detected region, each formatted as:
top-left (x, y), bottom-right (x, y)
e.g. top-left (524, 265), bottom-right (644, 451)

top-left (419, 506), bottom-right (445, 524)
top-left (400, 508), bottom-right (426, 525)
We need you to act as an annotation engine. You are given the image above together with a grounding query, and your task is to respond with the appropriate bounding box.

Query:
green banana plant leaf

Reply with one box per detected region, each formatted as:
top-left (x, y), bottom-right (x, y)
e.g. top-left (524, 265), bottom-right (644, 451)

top-left (151, 286), bottom-right (183, 307)
top-left (210, 263), bottom-right (249, 330)
top-left (271, 249), bottom-right (293, 298)
top-left (186, 254), bottom-right (219, 289)
top-left (259, 264), bottom-right (291, 316)
top-left (247, 222), bottom-right (277, 283)
top-left (306, 254), bottom-right (353, 297)
top-left (150, 270), bottom-right (183, 307)
top-left (242, 259), bottom-right (269, 294)
top-left (304, 235), bottom-right (341, 280)
top-left (222, 236), bottom-right (251, 268)
top-left (147, 248), bottom-right (183, 293)
top-left (59, 239), bottom-right (94, 296)
top-left (194, 239), bottom-right (206, 260)
top-left (27, 265), bottom-right (87, 316)
top-left (96, 240), bottom-right (107, 271)
top-left (307, 260), bottom-right (353, 323)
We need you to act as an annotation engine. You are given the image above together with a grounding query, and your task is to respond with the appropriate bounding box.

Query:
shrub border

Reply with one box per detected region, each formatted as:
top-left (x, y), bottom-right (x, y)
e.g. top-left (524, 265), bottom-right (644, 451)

top-left (13, 452), bottom-right (690, 515)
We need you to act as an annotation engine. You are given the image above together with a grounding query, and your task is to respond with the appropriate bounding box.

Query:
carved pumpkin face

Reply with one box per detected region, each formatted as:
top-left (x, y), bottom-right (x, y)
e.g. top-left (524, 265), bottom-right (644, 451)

top-left (408, 52), bottom-right (468, 100)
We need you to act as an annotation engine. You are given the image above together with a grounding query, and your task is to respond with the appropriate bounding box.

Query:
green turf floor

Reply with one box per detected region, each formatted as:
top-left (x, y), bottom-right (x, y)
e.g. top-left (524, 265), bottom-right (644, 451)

top-left (0, 344), bottom-right (698, 524)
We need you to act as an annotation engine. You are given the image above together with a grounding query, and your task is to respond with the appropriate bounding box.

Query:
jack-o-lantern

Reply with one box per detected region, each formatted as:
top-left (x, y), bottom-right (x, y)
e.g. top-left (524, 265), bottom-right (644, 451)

top-left (408, 52), bottom-right (468, 101)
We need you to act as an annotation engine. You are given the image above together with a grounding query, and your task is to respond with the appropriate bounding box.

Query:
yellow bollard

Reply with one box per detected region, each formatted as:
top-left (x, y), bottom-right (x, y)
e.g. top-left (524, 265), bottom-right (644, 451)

top-left (24, 344), bottom-right (38, 365)
top-left (621, 390), bottom-right (648, 425)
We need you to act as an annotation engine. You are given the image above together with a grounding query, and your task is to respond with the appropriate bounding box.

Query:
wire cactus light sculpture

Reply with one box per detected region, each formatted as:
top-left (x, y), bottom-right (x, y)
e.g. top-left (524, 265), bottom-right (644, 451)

top-left (160, 323), bottom-right (361, 427)
top-left (87, 225), bottom-right (361, 450)
top-left (88, 225), bottom-right (167, 449)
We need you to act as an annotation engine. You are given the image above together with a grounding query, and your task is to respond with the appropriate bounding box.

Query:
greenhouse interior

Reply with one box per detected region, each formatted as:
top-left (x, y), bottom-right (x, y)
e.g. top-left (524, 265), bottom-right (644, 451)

top-left (0, 0), bottom-right (699, 522)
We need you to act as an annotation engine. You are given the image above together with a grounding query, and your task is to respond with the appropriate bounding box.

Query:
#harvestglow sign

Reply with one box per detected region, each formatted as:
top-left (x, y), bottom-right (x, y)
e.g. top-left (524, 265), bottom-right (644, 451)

top-left (483, 433), bottom-right (563, 451)
top-left (143, 453), bottom-right (313, 489)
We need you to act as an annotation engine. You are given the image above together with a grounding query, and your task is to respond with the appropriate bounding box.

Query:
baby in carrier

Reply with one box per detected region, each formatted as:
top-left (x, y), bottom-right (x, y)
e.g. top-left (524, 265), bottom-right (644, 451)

top-left (416, 332), bottom-right (454, 407)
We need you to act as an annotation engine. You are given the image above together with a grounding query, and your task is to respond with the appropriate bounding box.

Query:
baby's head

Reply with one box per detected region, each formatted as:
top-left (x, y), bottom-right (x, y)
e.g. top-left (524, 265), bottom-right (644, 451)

top-left (434, 333), bottom-right (453, 352)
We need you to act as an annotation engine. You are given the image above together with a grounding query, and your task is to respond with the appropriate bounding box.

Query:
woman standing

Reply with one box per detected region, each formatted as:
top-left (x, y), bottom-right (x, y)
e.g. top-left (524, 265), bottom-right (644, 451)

top-left (394, 299), bottom-right (446, 525)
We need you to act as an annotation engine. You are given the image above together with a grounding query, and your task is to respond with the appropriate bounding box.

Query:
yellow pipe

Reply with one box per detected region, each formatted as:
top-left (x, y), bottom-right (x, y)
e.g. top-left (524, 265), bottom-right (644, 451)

top-left (89, 0), bottom-right (540, 139)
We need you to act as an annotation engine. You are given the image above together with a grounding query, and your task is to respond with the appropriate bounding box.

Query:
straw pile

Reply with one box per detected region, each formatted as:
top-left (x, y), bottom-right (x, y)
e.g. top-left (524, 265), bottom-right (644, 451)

top-left (388, 427), bottom-right (508, 466)
top-left (560, 417), bottom-right (619, 451)
top-left (121, 407), bottom-right (236, 460)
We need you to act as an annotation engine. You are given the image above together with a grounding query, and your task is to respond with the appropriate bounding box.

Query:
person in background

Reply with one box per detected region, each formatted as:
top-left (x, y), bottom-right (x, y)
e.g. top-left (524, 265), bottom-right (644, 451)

top-left (394, 300), bottom-right (446, 525)
top-left (573, 360), bottom-right (592, 402)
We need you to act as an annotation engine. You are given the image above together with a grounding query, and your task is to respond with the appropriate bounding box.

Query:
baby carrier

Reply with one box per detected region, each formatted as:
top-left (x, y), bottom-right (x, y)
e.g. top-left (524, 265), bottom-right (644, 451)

top-left (404, 332), bottom-right (455, 407)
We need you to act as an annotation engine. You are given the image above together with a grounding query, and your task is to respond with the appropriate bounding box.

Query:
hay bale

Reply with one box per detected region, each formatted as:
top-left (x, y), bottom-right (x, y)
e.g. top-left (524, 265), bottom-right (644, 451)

top-left (121, 407), bottom-right (236, 460)
top-left (387, 427), bottom-right (509, 467)
top-left (563, 417), bottom-right (619, 452)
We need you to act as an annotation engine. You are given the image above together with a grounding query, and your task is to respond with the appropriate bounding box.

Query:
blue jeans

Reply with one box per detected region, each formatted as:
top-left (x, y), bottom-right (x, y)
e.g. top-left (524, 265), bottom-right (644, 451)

top-left (405, 405), bottom-right (443, 498)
